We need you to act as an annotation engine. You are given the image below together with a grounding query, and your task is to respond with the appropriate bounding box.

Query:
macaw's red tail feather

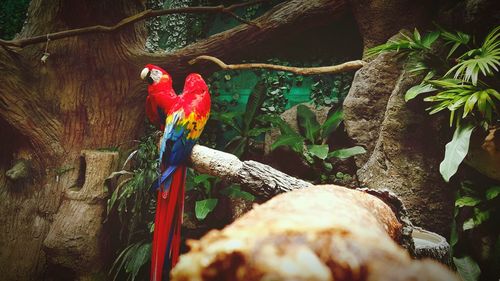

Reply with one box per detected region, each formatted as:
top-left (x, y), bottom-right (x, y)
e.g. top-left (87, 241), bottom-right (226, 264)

top-left (150, 167), bottom-right (186, 281)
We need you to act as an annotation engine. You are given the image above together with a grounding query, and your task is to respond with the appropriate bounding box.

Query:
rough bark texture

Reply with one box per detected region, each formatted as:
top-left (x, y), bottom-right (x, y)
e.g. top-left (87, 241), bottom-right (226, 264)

top-left (343, 58), bottom-right (454, 235)
top-left (43, 150), bottom-right (118, 279)
top-left (172, 185), bottom-right (458, 281)
top-left (132, 0), bottom-right (349, 82)
top-left (0, 1), bottom-right (346, 280)
top-left (190, 145), bottom-right (313, 198)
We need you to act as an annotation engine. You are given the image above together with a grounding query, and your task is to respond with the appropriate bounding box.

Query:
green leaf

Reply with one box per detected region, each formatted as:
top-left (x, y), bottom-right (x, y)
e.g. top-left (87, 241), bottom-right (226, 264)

top-left (195, 198), bottom-right (218, 220)
top-left (320, 109), bottom-right (343, 139)
top-left (405, 83), bottom-right (436, 101)
top-left (472, 208), bottom-right (490, 227)
top-left (486, 186), bottom-right (500, 200)
top-left (421, 31), bottom-right (440, 48)
top-left (297, 105), bottom-right (320, 143)
top-left (220, 185), bottom-right (255, 201)
top-left (453, 256), bottom-right (481, 281)
top-left (243, 81), bottom-right (267, 131)
top-left (210, 112), bottom-right (243, 133)
top-left (307, 144), bottom-right (329, 160)
top-left (193, 174), bottom-right (213, 184)
top-left (439, 123), bottom-right (475, 182)
top-left (247, 127), bottom-right (271, 137)
top-left (455, 196), bottom-right (481, 207)
top-left (328, 146), bottom-right (366, 159)
top-left (271, 134), bottom-right (304, 154)
top-left (258, 114), bottom-right (298, 137)
top-left (226, 137), bottom-right (247, 158)
top-left (125, 242), bottom-right (151, 280)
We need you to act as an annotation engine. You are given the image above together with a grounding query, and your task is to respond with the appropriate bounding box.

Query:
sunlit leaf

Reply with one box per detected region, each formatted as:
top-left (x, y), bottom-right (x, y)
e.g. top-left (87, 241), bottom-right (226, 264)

top-left (439, 123), bottom-right (475, 182)
top-left (455, 196), bottom-right (481, 207)
top-left (307, 144), bottom-right (329, 160)
top-left (328, 146), bottom-right (366, 159)
top-left (405, 83), bottom-right (436, 101)
top-left (486, 186), bottom-right (500, 200)
top-left (421, 31), bottom-right (440, 48)
top-left (195, 198), bottom-right (218, 220)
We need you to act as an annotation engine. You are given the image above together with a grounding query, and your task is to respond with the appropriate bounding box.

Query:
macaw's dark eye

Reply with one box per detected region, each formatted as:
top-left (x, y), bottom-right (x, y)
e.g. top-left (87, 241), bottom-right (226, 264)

top-left (147, 76), bottom-right (154, 85)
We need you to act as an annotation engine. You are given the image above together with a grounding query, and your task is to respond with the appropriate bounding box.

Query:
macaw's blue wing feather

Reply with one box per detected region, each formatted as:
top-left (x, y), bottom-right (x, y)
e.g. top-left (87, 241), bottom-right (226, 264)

top-left (151, 165), bottom-right (176, 191)
top-left (155, 110), bottom-right (199, 190)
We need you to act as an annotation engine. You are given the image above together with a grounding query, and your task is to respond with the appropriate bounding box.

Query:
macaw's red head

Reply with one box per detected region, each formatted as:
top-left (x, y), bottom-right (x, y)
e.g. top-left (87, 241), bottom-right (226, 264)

top-left (140, 64), bottom-right (173, 93)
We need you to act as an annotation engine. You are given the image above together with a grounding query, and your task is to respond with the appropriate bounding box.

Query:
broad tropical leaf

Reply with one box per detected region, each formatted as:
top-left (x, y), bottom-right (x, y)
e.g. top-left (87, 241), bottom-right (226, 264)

top-left (307, 144), bottom-right (329, 160)
top-left (195, 198), bottom-right (218, 220)
top-left (243, 81), bottom-right (267, 131)
top-left (405, 83), bottom-right (436, 101)
top-left (453, 256), bottom-right (481, 281)
top-left (486, 186), bottom-right (500, 200)
top-left (321, 109), bottom-right (343, 139)
top-left (297, 104), bottom-right (320, 143)
top-left (328, 146), bottom-right (366, 159)
top-left (455, 196), bottom-right (481, 207)
top-left (220, 185), bottom-right (255, 201)
top-left (439, 123), bottom-right (475, 182)
top-left (271, 134), bottom-right (304, 153)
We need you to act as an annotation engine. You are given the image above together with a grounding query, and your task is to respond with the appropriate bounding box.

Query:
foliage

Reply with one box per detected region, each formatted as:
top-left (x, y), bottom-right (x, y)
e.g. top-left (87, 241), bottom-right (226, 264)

top-left (109, 240), bottom-right (151, 281)
top-left (439, 123), bottom-right (475, 182)
top-left (106, 130), bottom-right (159, 281)
top-left (261, 104), bottom-right (365, 183)
top-left (451, 181), bottom-right (500, 281)
top-left (0, 0), bottom-right (30, 40)
top-left (186, 169), bottom-right (255, 220)
top-left (367, 26), bottom-right (500, 182)
top-left (210, 81), bottom-right (271, 157)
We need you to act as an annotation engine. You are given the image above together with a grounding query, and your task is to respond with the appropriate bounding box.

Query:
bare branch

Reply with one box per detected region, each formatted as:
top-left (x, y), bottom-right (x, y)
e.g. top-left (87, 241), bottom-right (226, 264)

top-left (189, 55), bottom-right (365, 75)
top-left (189, 145), bottom-right (312, 199)
top-left (133, 0), bottom-right (348, 79)
top-left (0, 0), bottom-right (270, 48)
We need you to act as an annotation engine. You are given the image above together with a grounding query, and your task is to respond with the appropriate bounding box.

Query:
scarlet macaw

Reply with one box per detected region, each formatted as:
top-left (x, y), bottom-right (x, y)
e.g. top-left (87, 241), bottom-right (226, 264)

top-left (141, 65), bottom-right (211, 281)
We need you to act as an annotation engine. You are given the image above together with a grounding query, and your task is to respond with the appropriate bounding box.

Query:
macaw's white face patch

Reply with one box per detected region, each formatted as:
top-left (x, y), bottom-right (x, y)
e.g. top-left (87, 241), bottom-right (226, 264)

top-left (150, 69), bottom-right (163, 84)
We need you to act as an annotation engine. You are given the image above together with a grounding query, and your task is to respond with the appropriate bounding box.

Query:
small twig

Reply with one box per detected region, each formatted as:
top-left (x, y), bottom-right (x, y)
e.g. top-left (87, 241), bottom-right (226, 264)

top-left (189, 55), bottom-right (366, 75)
top-left (0, 0), bottom-right (269, 48)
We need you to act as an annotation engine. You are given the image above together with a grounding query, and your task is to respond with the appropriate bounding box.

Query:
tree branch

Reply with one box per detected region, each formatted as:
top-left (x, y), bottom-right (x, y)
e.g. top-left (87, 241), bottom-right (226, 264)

top-left (133, 0), bottom-right (348, 80)
top-left (189, 55), bottom-right (365, 75)
top-left (189, 145), bottom-right (312, 199)
top-left (0, 0), bottom-right (270, 48)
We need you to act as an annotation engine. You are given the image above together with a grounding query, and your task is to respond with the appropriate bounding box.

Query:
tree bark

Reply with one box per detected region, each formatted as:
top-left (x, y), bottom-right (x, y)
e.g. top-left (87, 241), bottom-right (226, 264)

top-left (172, 185), bottom-right (458, 281)
top-left (190, 145), bottom-right (313, 198)
top-left (131, 0), bottom-right (348, 81)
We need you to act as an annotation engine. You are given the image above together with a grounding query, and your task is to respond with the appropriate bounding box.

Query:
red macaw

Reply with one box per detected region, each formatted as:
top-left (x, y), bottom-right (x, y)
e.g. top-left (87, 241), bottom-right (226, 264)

top-left (141, 64), bottom-right (211, 281)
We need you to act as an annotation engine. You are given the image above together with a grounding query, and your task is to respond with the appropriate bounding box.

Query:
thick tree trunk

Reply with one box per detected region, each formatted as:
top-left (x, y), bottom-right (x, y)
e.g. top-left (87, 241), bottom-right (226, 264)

top-left (172, 185), bottom-right (458, 281)
top-left (0, 1), bottom-right (346, 280)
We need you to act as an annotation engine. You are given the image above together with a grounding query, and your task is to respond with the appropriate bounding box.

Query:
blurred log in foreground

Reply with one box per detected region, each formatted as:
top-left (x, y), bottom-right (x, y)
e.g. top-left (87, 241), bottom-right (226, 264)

top-left (172, 185), bottom-right (458, 281)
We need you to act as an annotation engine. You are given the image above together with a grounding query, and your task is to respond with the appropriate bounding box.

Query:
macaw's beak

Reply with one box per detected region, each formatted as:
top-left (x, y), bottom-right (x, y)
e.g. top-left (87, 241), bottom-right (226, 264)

top-left (140, 67), bottom-right (150, 80)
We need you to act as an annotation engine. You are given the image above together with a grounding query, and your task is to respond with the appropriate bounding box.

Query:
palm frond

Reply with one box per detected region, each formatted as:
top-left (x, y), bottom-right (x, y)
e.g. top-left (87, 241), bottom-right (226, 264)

top-left (446, 25), bottom-right (500, 85)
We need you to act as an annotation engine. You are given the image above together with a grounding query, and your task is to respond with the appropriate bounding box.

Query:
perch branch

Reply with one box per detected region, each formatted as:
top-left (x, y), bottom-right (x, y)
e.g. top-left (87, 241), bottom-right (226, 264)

top-left (0, 0), bottom-right (270, 48)
top-left (189, 55), bottom-right (366, 75)
top-left (189, 145), bottom-right (312, 199)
